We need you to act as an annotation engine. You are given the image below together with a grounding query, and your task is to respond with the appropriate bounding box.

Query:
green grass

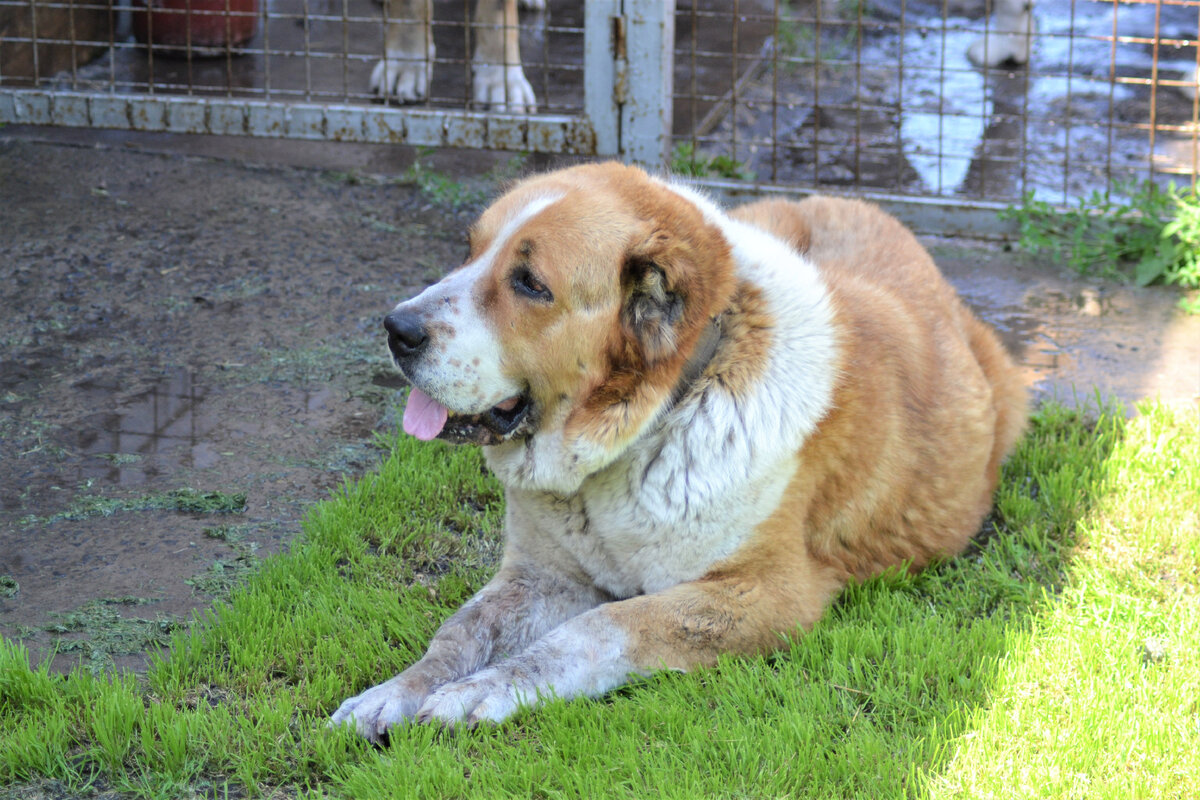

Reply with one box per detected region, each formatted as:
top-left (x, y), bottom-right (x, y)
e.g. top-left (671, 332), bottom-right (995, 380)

top-left (2, 402), bottom-right (1198, 798)
top-left (400, 150), bottom-right (530, 213)
top-left (22, 488), bottom-right (247, 526)
top-left (1001, 180), bottom-right (1200, 312)
top-left (39, 599), bottom-right (186, 678)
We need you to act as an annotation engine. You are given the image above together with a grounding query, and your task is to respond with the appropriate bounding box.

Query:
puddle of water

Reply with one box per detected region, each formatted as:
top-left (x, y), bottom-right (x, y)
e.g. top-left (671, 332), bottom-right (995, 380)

top-left (935, 247), bottom-right (1199, 408)
top-left (68, 368), bottom-right (331, 486)
top-left (0, 364), bottom-right (359, 672)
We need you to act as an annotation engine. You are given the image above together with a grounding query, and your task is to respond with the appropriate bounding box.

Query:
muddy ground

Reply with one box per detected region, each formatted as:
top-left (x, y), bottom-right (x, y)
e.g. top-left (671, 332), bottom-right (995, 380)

top-left (1, 128), bottom-right (1198, 674)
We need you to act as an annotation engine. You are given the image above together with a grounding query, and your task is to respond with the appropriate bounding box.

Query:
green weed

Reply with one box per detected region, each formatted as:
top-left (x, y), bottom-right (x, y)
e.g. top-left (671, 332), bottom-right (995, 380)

top-left (405, 164), bottom-right (486, 210)
top-left (671, 142), bottom-right (757, 180)
top-left (400, 149), bottom-right (530, 212)
top-left (1001, 180), bottom-right (1200, 306)
top-left (41, 598), bottom-right (185, 676)
top-left (774, 0), bottom-right (863, 64)
top-left (97, 453), bottom-right (144, 466)
top-left (186, 545), bottom-right (261, 600)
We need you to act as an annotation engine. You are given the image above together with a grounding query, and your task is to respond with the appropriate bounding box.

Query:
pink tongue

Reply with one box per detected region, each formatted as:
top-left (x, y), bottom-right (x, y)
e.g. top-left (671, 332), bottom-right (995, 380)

top-left (403, 388), bottom-right (449, 441)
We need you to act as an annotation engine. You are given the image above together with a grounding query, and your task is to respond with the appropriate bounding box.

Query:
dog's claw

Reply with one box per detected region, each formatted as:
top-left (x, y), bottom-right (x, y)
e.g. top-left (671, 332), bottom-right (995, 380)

top-left (472, 64), bottom-right (537, 114)
top-left (371, 43), bottom-right (434, 103)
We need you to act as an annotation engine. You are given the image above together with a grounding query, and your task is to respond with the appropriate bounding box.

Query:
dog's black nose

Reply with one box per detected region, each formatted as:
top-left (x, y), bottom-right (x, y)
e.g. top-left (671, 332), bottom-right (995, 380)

top-left (384, 311), bottom-right (428, 359)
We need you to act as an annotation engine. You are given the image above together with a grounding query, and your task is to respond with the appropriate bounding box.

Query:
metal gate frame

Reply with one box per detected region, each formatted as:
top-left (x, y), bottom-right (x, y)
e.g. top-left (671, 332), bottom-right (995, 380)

top-left (0, 0), bottom-right (676, 163)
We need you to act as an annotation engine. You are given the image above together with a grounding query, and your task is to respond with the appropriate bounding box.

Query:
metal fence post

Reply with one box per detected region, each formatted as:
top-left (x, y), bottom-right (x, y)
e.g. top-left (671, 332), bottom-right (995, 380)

top-left (584, 0), bottom-right (674, 166)
top-left (621, 0), bottom-right (674, 168)
top-left (584, 0), bottom-right (621, 157)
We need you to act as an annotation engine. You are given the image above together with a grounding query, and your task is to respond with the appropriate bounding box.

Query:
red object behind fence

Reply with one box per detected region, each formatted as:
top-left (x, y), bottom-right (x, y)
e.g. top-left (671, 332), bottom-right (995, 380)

top-left (132, 0), bottom-right (259, 53)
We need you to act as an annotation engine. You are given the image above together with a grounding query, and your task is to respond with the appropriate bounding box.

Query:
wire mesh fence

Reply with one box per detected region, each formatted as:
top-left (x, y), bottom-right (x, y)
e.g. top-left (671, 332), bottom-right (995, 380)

top-left (2, 0), bottom-right (1198, 210)
top-left (0, 0), bottom-right (585, 111)
top-left (674, 0), bottom-right (1200, 205)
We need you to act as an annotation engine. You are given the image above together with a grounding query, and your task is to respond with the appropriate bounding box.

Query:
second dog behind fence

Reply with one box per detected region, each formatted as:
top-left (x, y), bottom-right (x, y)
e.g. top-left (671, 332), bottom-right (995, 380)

top-left (370, 0), bottom-right (542, 112)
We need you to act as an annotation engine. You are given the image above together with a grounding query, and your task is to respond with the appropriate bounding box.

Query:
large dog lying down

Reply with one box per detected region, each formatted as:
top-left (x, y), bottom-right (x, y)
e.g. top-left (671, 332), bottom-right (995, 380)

top-left (331, 163), bottom-right (1027, 739)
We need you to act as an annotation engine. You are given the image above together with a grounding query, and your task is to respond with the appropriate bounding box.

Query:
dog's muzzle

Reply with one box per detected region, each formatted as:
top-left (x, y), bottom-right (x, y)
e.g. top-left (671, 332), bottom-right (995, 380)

top-left (381, 308), bottom-right (535, 446)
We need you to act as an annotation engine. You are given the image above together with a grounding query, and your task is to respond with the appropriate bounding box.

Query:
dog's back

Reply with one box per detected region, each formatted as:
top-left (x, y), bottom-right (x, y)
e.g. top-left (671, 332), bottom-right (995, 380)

top-left (731, 197), bottom-right (1027, 582)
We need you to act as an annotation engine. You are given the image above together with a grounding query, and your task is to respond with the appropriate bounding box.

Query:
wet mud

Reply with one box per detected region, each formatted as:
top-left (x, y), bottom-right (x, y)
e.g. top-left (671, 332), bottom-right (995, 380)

top-left (934, 243), bottom-right (1200, 408)
top-left (1, 133), bottom-right (1198, 674)
top-left (0, 136), bottom-right (467, 670)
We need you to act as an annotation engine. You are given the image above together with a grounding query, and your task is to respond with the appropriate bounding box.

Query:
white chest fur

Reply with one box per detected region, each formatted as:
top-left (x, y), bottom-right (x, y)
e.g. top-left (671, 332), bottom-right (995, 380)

top-left (511, 416), bottom-right (798, 598)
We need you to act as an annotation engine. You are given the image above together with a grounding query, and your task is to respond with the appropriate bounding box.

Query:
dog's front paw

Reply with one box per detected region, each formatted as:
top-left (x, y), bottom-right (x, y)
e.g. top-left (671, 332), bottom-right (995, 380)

top-left (414, 667), bottom-right (527, 728)
top-left (371, 44), bottom-right (435, 103)
top-left (472, 65), bottom-right (537, 113)
top-left (329, 676), bottom-right (430, 743)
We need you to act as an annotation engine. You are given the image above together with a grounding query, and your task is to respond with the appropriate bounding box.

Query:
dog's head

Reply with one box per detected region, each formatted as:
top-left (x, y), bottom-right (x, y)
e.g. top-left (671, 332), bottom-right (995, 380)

top-left (384, 163), bottom-right (736, 493)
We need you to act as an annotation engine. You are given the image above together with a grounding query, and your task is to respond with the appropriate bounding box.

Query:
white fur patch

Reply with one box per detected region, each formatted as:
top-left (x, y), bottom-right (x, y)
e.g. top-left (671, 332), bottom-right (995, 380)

top-left (415, 610), bottom-right (634, 726)
top-left (391, 193), bottom-right (563, 414)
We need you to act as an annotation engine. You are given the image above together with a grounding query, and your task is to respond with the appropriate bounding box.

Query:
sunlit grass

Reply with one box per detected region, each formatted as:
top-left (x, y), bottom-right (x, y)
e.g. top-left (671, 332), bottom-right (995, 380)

top-left (926, 402), bottom-right (1200, 799)
top-left (1, 402), bottom-right (1196, 799)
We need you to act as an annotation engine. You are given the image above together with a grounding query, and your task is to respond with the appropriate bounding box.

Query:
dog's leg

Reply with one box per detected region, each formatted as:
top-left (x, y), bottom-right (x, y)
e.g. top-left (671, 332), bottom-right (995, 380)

top-left (416, 550), bottom-right (845, 727)
top-left (329, 565), bottom-right (607, 741)
top-left (371, 0), bottom-right (434, 102)
top-left (471, 0), bottom-right (537, 113)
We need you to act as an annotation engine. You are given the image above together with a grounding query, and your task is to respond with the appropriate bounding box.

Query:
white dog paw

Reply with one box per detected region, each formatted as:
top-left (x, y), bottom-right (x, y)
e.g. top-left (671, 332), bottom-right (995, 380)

top-left (472, 64), bottom-right (537, 113)
top-left (371, 44), bottom-right (435, 102)
top-left (329, 677), bottom-right (428, 742)
top-left (967, 32), bottom-right (1031, 68)
top-left (414, 668), bottom-right (526, 727)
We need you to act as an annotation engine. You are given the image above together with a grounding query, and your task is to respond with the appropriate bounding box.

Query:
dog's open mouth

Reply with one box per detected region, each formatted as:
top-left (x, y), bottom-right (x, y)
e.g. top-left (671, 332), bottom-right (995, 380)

top-left (403, 388), bottom-right (532, 446)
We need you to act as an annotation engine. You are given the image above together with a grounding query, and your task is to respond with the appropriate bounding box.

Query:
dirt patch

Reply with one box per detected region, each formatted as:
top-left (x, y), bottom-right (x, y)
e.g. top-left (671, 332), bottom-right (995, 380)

top-left (0, 137), bottom-right (478, 671)
top-left (1, 133), bottom-right (1197, 676)
top-left (932, 242), bottom-right (1200, 408)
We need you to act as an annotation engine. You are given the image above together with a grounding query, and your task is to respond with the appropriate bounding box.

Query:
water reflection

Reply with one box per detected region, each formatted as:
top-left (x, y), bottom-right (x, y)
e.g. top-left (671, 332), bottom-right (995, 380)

top-left (71, 369), bottom-right (328, 486)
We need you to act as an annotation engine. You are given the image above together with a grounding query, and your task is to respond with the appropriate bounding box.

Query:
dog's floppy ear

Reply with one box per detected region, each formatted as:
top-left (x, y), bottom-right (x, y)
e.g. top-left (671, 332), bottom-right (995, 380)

top-left (621, 229), bottom-right (689, 365)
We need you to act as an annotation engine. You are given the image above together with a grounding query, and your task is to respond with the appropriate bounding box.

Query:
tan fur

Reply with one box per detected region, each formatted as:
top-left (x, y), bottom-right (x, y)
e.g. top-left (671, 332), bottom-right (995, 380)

top-left (374, 0), bottom-right (534, 111)
top-left (607, 196), bottom-right (1028, 667)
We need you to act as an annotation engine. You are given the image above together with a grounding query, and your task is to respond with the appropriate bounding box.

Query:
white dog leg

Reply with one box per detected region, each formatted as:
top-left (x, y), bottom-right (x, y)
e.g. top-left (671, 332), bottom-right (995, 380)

top-left (330, 565), bottom-right (605, 741)
top-left (1182, 66), bottom-right (1198, 101)
top-left (372, 0), bottom-right (435, 102)
top-left (471, 0), bottom-right (537, 112)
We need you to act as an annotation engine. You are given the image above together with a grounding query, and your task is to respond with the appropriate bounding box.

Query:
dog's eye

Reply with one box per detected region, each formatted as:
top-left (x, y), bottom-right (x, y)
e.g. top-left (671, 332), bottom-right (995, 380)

top-left (512, 267), bottom-right (553, 302)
